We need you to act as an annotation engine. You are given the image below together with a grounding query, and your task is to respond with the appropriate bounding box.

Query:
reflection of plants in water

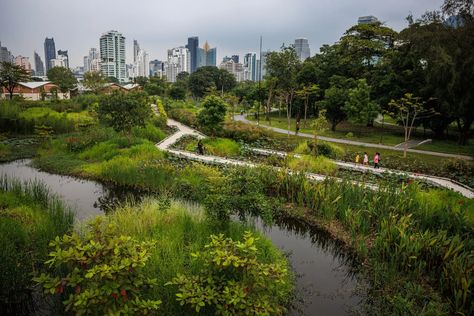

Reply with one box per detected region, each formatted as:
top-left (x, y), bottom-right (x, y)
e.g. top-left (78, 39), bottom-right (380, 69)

top-left (93, 185), bottom-right (145, 213)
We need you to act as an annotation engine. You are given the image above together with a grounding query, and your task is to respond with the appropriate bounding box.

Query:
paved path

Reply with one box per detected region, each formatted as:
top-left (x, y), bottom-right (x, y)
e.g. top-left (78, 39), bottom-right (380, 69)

top-left (234, 114), bottom-right (473, 160)
top-left (249, 148), bottom-right (474, 199)
top-left (154, 106), bottom-right (473, 198)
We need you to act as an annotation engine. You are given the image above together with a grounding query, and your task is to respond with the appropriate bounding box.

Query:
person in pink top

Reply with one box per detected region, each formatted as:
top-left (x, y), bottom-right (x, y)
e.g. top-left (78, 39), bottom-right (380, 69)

top-left (374, 152), bottom-right (380, 168)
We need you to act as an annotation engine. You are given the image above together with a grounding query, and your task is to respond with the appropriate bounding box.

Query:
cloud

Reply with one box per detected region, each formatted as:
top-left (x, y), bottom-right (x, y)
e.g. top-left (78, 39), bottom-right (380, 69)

top-left (0, 0), bottom-right (443, 68)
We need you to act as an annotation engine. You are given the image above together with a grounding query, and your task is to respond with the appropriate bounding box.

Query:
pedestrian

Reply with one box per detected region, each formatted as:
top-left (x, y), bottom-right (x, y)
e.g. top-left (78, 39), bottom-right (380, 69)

top-left (374, 152), bottom-right (380, 169)
top-left (363, 152), bottom-right (369, 165)
top-left (355, 153), bottom-right (360, 164)
top-left (197, 140), bottom-right (204, 155)
top-left (296, 120), bottom-right (300, 135)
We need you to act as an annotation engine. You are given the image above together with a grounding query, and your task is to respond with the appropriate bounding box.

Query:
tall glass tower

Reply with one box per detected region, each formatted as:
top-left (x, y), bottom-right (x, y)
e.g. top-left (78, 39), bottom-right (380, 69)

top-left (99, 30), bottom-right (126, 83)
top-left (186, 36), bottom-right (199, 73)
top-left (44, 37), bottom-right (56, 73)
top-left (294, 38), bottom-right (310, 62)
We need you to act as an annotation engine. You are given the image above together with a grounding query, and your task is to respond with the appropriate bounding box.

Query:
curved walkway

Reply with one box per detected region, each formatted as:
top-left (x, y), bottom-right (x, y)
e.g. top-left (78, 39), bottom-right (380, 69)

top-left (234, 113), bottom-right (473, 160)
top-left (153, 106), bottom-right (473, 198)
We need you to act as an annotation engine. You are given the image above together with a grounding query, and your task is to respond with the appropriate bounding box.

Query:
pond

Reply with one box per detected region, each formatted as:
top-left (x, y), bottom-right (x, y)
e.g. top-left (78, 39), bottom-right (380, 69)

top-left (0, 159), bottom-right (364, 315)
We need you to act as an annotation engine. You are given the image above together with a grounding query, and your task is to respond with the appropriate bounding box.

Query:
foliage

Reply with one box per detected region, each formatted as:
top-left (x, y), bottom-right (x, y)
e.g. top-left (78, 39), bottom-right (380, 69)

top-left (186, 137), bottom-right (241, 157)
top-left (222, 121), bottom-right (273, 143)
top-left (34, 217), bottom-right (161, 315)
top-left (167, 232), bottom-right (291, 315)
top-left (343, 79), bottom-right (380, 126)
top-left (197, 95), bottom-right (227, 136)
top-left (168, 108), bottom-right (197, 127)
top-left (0, 61), bottom-right (30, 99)
top-left (288, 154), bottom-right (337, 175)
top-left (188, 67), bottom-right (236, 98)
top-left (168, 84), bottom-right (187, 100)
top-left (83, 71), bottom-right (107, 93)
top-left (98, 91), bottom-right (151, 133)
top-left (132, 123), bottom-right (166, 143)
top-left (47, 67), bottom-right (77, 93)
top-left (0, 176), bottom-right (73, 314)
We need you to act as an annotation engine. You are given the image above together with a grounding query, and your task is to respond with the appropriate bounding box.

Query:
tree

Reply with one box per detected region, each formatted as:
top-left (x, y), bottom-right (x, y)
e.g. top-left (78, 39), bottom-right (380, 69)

top-left (296, 83), bottom-right (319, 127)
top-left (97, 91), bottom-right (151, 135)
top-left (388, 93), bottom-right (427, 157)
top-left (83, 71), bottom-right (107, 93)
top-left (188, 67), bottom-right (235, 98)
top-left (107, 76), bottom-right (119, 84)
top-left (318, 75), bottom-right (355, 131)
top-left (265, 45), bottom-right (301, 136)
top-left (197, 95), bottom-right (227, 136)
top-left (343, 79), bottom-right (380, 127)
top-left (133, 76), bottom-right (149, 87)
top-left (310, 109), bottom-right (329, 153)
top-left (0, 62), bottom-right (30, 99)
top-left (144, 76), bottom-right (167, 96)
top-left (168, 83), bottom-right (187, 100)
top-left (47, 67), bottom-right (77, 93)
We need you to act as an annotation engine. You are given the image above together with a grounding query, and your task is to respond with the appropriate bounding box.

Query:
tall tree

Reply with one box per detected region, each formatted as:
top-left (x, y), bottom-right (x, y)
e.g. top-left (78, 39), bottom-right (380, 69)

top-left (0, 62), bottom-right (30, 99)
top-left (83, 71), bottom-right (107, 94)
top-left (47, 67), bottom-right (77, 93)
top-left (188, 67), bottom-right (235, 98)
top-left (265, 45), bottom-right (301, 136)
top-left (197, 95), bottom-right (228, 136)
top-left (343, 79), bottom-right (380, 127)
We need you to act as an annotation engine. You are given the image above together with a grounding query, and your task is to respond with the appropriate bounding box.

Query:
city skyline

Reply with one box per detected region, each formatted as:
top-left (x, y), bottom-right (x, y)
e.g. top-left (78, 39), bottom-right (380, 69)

top-left (0, 0), bottom-right (443, 68)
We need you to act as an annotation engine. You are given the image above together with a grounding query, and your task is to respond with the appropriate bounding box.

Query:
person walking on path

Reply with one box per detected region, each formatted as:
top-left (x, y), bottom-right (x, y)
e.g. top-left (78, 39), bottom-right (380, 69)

top-left (197, 140), bottom-right (204, 155)
top-left (355, 153), bottom-right (360, 164)
top-left (296, 120), bottom-right (301, 135)
top-left (363, 152), bottom-right (369, 165)
top-left (374, 152), bottom-right (380, 168)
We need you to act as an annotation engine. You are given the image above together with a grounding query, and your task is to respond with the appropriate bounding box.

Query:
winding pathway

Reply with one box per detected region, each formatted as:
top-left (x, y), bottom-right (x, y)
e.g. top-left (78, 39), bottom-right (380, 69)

top-left (234, 113), bottom-right (473, 160)
top-left (153, 105), bottom-right (473, 198)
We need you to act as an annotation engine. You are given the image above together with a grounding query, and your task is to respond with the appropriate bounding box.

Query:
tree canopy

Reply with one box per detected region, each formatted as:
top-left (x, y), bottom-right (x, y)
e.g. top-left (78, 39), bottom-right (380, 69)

top-left (47, 67), bottom-right (77, 93)
top-left (0, 61), bottom-right (30, 99)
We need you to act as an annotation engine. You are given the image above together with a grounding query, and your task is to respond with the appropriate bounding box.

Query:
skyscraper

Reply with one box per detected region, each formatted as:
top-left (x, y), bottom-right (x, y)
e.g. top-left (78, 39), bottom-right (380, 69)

top-left (165, 47), bottom-right (190, 82)
top-left (186, 36), bottom-right (199, 73)
top-left (197, 41), bottom-right (217, 68)
top-left (133, 40), bottom-right (140, 63)
top-left (358, 15), bottom-right (379, 24)
top-left (231, 55), bottom-right (239, 64)
top-left (15, 56), bottom-right (32, 74)
top-left (243, 52), bottom-right (257, 81)
top-left (294, 38), bottom-right (310, 62)
top-left (57, 50), bottom-right (69, 68)
top-left (34, 52), bottom-right (45, 76)
top-left (0, 42), bottom-right (13, 64)
top-left (44, 37), bottom-right (56, 72)
top-left (100, 30), bottom-right (126, 83)
top-left (84, 48), bottom-right (100, 73)
top-left (149, 59), bottom-right (163, 77)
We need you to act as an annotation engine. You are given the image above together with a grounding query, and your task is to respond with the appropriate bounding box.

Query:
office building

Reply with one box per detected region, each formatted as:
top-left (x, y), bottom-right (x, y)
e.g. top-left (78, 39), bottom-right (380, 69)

top-left (34, 52), bottom-right (45, 76)
top-left (231, 55), bottom-right (239, 63)
top-left (165, 47), bottom-right (190, 82)
top-left (149, 59), bottom-right (163, 77)
top-left (219, 59), bottom-right (244, 82)
top-left (294, 38), bottom-right (310, 61)
top-left (243, 52), bottom-right (257, 81)
top-left (100, 30), bottom-right (126, 83)
top-left (185, 36), bottom-right (199, 73)
top-left (50, 55), bottom-right (68, 68)
top-left (133, 40), bottom-right (140, 63)
top-left (84, 48), bottom-right (100, 73)
top-left (358, 15), bottom-right (379, 24)
top-left (15, 55), bottom-right (32, 74)
top-left (197, 41), bottom-right (216, 68)
top-left (0, 42), bottom-right (13, 64)
top-left (44, 37), bottom-right (56, 72)
top-left (57, 50), bottom-right (69, 68)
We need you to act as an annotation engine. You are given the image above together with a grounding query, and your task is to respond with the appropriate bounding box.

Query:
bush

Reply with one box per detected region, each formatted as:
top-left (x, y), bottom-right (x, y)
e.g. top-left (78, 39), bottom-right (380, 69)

top-left (185, 137), bottom-right (241, 157)
top-left (197, 95), bottom-right (227, 136)
top-left (151, 98), bottom-right (168, 128)
top-left (167, 108), bottom-right (197, 127)
top-left (167, 231), bottom-right (291, 315)
top-left (294, 140), bottom-right (345, 159)
top-left (34, 217), bottom-right (162, 315)
top-left (132, 123), bottom-right (166, 143)
top-left (223, 121), bottom-right (273, 143)
top-left (288, 155), bottom-right (337, 175)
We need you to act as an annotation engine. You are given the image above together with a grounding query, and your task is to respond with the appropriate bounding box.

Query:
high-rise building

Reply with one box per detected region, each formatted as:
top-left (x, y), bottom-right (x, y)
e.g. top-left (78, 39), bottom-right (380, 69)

top-left (34, 52), bottom-right (45, 76)
top-left (83, 56), bottom-right (90, 72)
top-left (358, 15), bottom-right (379, 24)
top-left (57, 50), bottom-right (69, 68)
top-left (219, 60), bottom-right (244, 82)
top-left (0, 42), bottom-right (13, 64)
top-left (231, 55), bottom-right (239, 64)
top-left (165, 47), bottom-right (190, 82)
top-left (44, 37), bottom-right (56, 73)
top-left (100, 30), bottom-right (126, 83)
top-left (50, 55), bottom-right (68, 68)
top-left (84, 48), bottom-right (101, 73)
top-left (243, 52), bottom-right (257, 81)
top-left (15, 55), bottom-right (32, 74)
top-left (294, 38), bottom-right (310, 62)
top-left (197, 41), bottom-right (217, 68)
top-left (260, 51), bottom-right (270, 80)
top-left (186, 36), bottom-right (199, 73)
top-left (133, 40), bottom-right (140, 63)
top-left (149, 59), bottom-right (163, 77)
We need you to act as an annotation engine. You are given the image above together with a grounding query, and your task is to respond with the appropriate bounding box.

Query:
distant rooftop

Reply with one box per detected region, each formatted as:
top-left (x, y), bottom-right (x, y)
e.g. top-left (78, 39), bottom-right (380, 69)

top-left (358, 15), bottom-right (379, 25)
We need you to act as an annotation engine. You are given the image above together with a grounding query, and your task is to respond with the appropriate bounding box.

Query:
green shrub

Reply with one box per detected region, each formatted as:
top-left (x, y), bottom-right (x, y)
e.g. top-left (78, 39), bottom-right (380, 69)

top-left (288, 155), bottom-right (337, 175)
top-left (151, 98), bottom-right (168, 128)
top-left (223, 121), bottom-right (272, 142)
top-left (167, 231), bottom-right (291, 315)
top-left (197, 96), bottom-right (227, 136)
top-left (79, 141), bottom-right (120, 161)
top-left (185, 137), bottom-right (241, 157)
top-left (294, 140), bottom-right (345, 159)
top-left (168, 108), bottom-right (197, 127)
top-left (132, 123), bottom-right (166, 143)
top-left (34, 217), bottom-right (162, 315)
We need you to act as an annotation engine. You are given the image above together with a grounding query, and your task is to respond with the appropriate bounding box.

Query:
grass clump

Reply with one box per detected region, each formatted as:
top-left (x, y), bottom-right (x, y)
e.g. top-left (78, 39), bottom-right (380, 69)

top-left (0, 176), bottom-right (74, 315)
top-left (185, 137), bottom-right (241, 157)
top-left (288, 155), bottom-right (337, 175)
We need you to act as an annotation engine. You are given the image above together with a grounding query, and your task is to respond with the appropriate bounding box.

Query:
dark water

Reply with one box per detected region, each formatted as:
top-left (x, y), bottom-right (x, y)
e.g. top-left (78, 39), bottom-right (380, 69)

top-left (0, 159), bottom-right (363, 315)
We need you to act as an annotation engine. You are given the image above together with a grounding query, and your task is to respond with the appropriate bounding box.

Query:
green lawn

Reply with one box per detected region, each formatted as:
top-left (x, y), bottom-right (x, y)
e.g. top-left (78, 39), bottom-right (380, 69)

top-left (246, 113), bottom-right (474, 156)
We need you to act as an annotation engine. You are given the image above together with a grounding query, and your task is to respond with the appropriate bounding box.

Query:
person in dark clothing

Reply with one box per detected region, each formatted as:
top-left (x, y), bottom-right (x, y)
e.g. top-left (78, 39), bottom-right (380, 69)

top-left (197, 140), bottom-right (204, 155)
top-left (296, 120), bottom-right (301, 135)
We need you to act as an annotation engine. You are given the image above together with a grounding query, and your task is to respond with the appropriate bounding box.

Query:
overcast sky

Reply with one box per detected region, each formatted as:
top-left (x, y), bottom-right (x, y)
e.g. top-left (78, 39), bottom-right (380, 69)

top-left (0, 0), bottom-right (443, 68)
